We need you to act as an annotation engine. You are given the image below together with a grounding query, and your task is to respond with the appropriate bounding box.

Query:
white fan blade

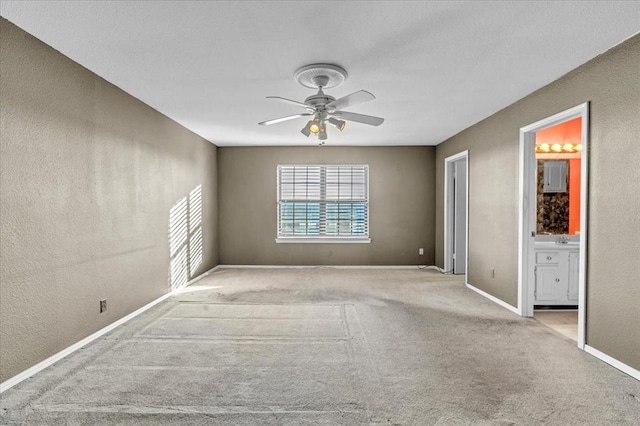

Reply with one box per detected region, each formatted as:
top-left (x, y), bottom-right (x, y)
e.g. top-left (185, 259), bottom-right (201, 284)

top-left (326, 90), bottom-right (376, 110)
top-left (266, 96), bottom-right (313, 110)
top-left (331, 111), bottom-right (384, 126)
top-left (259, 113), bottom-right (312, 126)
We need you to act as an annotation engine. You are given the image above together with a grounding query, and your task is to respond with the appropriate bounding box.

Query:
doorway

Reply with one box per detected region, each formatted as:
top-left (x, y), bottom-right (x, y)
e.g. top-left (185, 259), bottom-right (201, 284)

top-left (444, 151), bottom-right (468, 276)
top-left (518, 103), bottom-right (589, 349)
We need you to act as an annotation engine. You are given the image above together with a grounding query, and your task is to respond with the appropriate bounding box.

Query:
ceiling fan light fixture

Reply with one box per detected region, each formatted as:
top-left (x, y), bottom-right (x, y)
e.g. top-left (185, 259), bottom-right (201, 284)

top-left (261, 63), bottom-right (383, 143)
top-left (301, 120), bottom-right (313, 137)
top-left (309, 117), bottom-right (322, 134)
top-left (328, 117), bottom-right (346, 131)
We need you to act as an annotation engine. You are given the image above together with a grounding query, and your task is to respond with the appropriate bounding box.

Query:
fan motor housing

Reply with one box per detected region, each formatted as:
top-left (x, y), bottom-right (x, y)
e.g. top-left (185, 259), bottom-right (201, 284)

top-left (304, 93), bottom-right (336, 108)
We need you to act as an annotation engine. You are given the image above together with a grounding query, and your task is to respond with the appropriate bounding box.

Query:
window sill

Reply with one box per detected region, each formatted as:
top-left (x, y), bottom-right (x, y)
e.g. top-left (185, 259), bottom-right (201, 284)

top-left (275, 237), bottom-right (371, 244)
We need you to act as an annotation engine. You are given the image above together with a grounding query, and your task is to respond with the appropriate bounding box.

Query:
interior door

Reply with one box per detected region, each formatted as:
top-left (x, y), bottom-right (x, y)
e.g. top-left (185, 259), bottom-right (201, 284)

top-left (453, 159), bottom-right (467, 274)
top-left (568, 251), bottom-right (579, 302)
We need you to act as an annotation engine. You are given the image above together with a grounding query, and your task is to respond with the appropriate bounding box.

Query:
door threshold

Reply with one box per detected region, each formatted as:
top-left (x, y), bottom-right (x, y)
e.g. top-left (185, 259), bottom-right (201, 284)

top-left (534, 305), bottom-right (578, 310)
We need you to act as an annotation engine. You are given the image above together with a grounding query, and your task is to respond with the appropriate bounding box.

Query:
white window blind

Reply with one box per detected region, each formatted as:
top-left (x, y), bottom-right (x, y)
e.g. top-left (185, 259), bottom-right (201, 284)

top-left (277, 165), bottom-right (369, 242)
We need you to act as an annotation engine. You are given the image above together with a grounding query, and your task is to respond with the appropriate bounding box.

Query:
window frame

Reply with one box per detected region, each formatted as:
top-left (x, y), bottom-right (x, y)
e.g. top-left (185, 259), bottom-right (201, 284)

top-left (275, 164), bottom-right (371, 244)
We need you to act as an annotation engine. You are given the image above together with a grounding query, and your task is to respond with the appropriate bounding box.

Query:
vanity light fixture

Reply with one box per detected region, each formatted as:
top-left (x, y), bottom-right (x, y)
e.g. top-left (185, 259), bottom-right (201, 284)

top-left (535, 142), bottom-right (582, 154)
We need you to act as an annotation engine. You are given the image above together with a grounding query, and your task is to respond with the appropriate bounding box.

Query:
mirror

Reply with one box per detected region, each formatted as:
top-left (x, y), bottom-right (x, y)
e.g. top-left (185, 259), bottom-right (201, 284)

top-left (537, 159), bottom-right (570, 235)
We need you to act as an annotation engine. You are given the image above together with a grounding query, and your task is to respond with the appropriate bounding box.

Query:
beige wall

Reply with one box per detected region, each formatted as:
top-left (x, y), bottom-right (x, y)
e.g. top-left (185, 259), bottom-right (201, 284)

top-left (218, 147), bottom-right (435, 265)
top-left (435, 34), bottom-right (640, 370)
top-left (0, 19), bottom-right (219, 382)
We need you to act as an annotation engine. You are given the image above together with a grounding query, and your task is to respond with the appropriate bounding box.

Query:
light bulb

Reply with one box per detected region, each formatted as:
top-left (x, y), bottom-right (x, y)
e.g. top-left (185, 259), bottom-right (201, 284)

top-left (328, 118), bottom-right (346, 131)
top-left (300, 121), bottom-right (313, 137)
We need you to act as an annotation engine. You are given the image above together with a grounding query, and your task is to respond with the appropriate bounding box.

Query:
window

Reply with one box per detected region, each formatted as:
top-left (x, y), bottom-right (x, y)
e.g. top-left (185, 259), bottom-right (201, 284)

top-left (277, 165), bottom-right (370, 243)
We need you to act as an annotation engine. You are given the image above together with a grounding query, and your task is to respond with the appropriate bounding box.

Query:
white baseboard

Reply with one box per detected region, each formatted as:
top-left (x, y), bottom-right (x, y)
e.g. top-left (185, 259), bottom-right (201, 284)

top-left (0, 265), bottom-right (219, 394)
top-left (465, 284), bottom-right (638, 381)
top-left (179, 265), bottom-right (221, 287)
top-left (584, 345), bottom-right (640, 381)
top-left (5, 264), bottom-right (636, 394)
top-left (466, 282), bottom-right (520, 315)
top-left (216, 264), bottom-right (431, 270)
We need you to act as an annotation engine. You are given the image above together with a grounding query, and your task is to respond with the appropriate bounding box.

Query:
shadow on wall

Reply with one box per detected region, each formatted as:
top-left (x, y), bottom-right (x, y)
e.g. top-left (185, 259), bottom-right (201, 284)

top-left (168, 185), bottom-right (203, 290)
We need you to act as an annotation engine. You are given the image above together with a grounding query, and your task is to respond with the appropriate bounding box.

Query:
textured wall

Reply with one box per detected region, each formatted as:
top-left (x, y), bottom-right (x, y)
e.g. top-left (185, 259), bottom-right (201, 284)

top-left (0, 19), bottom-right (219, 382)
top-left (435, 34), bottom-right (640, 369)
top-left (218, 146), bottom-right (435, 266)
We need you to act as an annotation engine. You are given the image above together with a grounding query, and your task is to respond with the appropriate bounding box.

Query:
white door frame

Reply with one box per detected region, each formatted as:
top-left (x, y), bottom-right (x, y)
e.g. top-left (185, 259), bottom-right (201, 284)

top-left (444, 150), bottom-right (469, 278)
top-left (517, 103), bottom-right (589, 349)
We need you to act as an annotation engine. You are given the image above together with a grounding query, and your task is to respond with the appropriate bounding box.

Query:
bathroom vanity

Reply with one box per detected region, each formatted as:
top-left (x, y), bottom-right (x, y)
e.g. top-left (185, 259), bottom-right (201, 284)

top-left (534, 239), bottom-right (579, 306)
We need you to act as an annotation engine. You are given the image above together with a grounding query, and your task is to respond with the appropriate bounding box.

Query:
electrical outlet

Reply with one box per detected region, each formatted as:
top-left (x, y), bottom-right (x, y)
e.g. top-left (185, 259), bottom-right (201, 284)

top-left (100, 299), bottom-right (107, 313)
top-left (418, 248), bottom-right (424, 256)
top-left (490, 269), bottom-right (495, 278)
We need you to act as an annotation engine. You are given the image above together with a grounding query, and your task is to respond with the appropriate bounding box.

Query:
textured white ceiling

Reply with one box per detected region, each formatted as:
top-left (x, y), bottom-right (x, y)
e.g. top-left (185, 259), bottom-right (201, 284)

top-left (1, 1), bottom-right (639, 147)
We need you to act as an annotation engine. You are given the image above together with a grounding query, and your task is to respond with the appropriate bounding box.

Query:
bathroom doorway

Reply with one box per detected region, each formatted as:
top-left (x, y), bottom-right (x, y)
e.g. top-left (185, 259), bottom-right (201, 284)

top-left (518, 103), bottom-right (589, 348)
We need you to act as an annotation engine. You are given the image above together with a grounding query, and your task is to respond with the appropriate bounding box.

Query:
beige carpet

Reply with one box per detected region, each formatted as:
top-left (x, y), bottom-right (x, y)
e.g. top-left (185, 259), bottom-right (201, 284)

top-left (2, 268), bottom-right (639, 425)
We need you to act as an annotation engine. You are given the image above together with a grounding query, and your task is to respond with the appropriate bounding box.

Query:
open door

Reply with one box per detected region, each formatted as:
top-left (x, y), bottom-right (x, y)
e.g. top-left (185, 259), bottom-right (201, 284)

top-left (445, 151), bottom-right (469, 275)
top-left (453, 158), bottom-right (467, 274)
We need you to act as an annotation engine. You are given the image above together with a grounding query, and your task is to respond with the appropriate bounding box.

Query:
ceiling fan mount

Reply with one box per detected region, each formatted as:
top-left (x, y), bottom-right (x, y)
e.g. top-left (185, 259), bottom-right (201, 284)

top-left (259, 63), bottom-right (384, 144)
top-left (293, 63), bottom-right (347, 90)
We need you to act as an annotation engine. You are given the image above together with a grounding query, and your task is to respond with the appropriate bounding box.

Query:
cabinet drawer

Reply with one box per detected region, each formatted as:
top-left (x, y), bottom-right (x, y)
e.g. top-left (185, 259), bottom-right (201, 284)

top-left (536, 252), bottom-right (560, 264)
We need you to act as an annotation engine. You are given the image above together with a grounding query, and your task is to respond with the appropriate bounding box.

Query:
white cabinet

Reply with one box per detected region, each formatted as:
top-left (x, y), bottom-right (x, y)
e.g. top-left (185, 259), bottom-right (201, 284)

top-left (535, 266), bottom-right (564, 303)
top-left (543, 161), bottom-right (567, 193)
top-left (534, 246), bottom-right (579, 306)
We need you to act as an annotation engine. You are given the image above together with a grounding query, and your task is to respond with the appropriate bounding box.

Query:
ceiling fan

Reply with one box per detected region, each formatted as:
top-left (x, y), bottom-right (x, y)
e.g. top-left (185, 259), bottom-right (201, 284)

top-left (259, 64), bottom-right (384, 144)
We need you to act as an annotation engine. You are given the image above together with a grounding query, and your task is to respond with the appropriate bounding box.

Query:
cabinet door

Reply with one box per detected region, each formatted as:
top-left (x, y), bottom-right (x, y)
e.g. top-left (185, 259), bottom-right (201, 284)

top-left (543, 161), bottom-right (567, 193)
top-left (567, 251), bottom-right (580, 302)
top-left (535, 265), bottom-right (563, 303)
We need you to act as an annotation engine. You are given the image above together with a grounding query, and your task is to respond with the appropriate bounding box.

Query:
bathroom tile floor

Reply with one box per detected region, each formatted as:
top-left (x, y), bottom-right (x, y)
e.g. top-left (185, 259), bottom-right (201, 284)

top-left (534, 310), bottom-right (578, 341)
